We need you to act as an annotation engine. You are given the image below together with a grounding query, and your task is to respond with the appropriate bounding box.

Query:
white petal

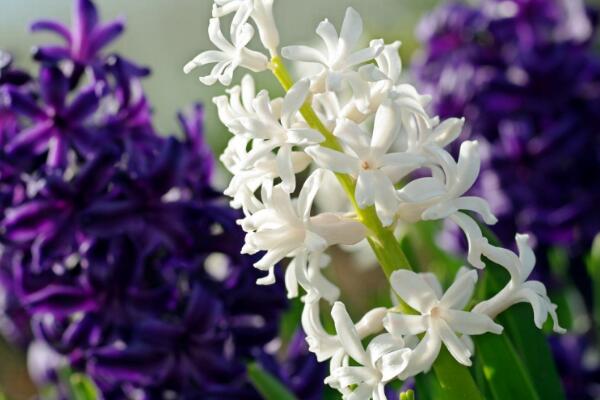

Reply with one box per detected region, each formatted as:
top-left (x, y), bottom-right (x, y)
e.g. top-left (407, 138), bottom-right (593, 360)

top-left (390, 270), bottom-right (439, 313)
top-left (383, 313), bottom-right (428, 336)
top-left (370, 100), bottom-right (398, 158)
top-left (310, 213), bottom-right (366, 246)
top-left (452, 141), bottom-right (480, 197)
top-left (440, 269), bottom-right (478, 310)
top-left (379, 347), bottom-right (411, 382)
top-left (316, 19), bottom-right (339, 57)
top-left (356, 307), bottom-right (389, 338)
top-left (443, 309), bottom-right (503, 335)
top-left (334, 119), bottom-right (371, 159)
top-left (305, 145), bottom-right (358, 175)
top-left (434, 319), bottom-right (472, 366)
top-left (430, 117), bottom-right (464, 147)
top-left (281, 45), bottom-right (327, 64)
top-left (516, 234), bottom-right (535, 279)
top-left (287, 128), bottom-right (325, 145)
top-left (282, 78), bottom-right (310, 128)
top-left (397, 177), bottom-right (445, 203)
top-left (331, 302), bottom-right (369, 366)
top-left (297, 169), bottom-right (323, 220)
top-left (355, 170), bottom-right (377, 208)
top-left (339, 7), bottom-right (363, 52)
top-left (372, 173), bottom-right (400, 226)
top-left (277, 145), bottom-right (296, 193)
top-left (399, 330), bottom-right (441, 379)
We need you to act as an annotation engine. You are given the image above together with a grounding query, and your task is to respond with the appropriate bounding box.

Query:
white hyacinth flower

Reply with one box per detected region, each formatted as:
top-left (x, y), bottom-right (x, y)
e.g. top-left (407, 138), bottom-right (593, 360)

top-left (307, 101), bottom-right (424, 226)
top-left (384, 269), bottom-right (503, 376)
top-left (213, 0), bottom-right (280, 55)
top-left (240, 170), bottom-right (366, 287)
top-left (282, 7), bottom-right (384, 111)
top-left (473, 235), bottom-right (565, 333)
top-left (397, 141), bottom-right (495, 224)
top-left (219, 77), bottom-right (323, 193)
top-left (327, 302), bottom-right (411, 400)
top-left (184, 18), bottom-right (268, 85)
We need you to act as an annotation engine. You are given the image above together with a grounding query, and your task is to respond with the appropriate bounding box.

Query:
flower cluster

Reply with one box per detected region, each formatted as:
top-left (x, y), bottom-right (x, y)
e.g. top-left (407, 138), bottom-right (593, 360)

top-left (185, 2), bottom-right (565, 399)
top-left (0, 0), bottom-right (325, 398)
top-left (413, 0), bottom-right (600, 277)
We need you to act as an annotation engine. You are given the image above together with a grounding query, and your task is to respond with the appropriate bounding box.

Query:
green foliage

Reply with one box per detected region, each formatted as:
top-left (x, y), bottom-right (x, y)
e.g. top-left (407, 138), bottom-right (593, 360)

top-left (473, 333), bottom-right (539, 400)
top-left (247, 362), bottom-right (297, 400)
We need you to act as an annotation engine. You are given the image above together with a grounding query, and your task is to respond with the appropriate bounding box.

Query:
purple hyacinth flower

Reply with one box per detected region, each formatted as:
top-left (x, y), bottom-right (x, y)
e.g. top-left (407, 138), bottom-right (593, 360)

top-left (5, 66), bottom-right (101, 168)
top-left (1, 0), bottom-right (326, 398)
top-left (31, 0), bottom-right (124, 68)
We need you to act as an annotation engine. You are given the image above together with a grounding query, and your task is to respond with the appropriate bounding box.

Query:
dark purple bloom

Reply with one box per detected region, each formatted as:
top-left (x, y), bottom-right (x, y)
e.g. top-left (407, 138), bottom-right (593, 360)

top-left (415, 1), bottom-right (600, 398)
top-left (5, 66), bottom-right (101, 168)
top-left (0, 0), bottom-right (326, 398)
top-left (415, 0), bottom-right (600, 262)
top-left (31, 0), bottom-right (124, 71)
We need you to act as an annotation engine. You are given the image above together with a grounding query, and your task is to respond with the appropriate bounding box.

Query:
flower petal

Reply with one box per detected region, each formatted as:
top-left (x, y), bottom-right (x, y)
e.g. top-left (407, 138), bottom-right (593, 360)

top-left (383, 312), bottom-right (428, 336)
top-left (331, 302), bottom-right (369, 366)
top-left (434, 319), bottom-right (472, 366)
top-left (389, 269), bottom-right (438, 313)
top-left (440, 269), bottom-right (477, 310)
top-left (443, 309), bottom-right (503, 335)
top-left (305, 145), bottom-right (358, 175)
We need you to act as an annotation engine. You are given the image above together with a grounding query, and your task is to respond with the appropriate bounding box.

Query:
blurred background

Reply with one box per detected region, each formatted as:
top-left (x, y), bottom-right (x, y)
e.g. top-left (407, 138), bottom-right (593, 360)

top-left (2, 0), bottom-right (600, 399)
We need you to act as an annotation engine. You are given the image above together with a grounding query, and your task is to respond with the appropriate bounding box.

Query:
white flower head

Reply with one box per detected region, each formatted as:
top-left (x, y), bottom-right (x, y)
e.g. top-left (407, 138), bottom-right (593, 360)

top-left (307, 101), bottom-right (425, 226)
top-left (213, 0), bottom-right (280, 55)
top-left (384, 269), bottom-right (503, 377)
top-left (282, 7), bottom-right (384, 110)
top-left (184, 18), bottom-right (268, 85)
top-left (474, 235), bottom-right (565, 333)
top-left (240, 170), bottom-right (365, 292)
top-left (327, 302), bottom-right (411, 400)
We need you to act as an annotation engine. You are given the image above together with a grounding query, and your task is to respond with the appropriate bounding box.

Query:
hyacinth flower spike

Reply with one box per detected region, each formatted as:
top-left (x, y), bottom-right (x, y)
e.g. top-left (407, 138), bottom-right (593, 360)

top-left (185, 2), bottom-right (565, 398)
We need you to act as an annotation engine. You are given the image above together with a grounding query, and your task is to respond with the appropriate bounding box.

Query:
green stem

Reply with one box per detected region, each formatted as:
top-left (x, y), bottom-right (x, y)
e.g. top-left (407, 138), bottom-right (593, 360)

top-left (268, 56), bottom-right (483, 400)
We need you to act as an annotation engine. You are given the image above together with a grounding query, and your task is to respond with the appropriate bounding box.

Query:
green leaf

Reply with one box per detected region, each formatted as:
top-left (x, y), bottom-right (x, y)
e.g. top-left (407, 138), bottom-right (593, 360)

top-left (247, 362), bottom-right (297, 400)
top-left (473, 333), bottom-right (540, 400)
top-left (68, 373), bottom-right (99, 400)
top-left (431, 348), bottom-right (484, 400)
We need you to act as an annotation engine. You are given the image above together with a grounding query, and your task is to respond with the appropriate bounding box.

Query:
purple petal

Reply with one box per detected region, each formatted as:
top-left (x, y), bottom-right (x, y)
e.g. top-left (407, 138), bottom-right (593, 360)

top-left (6, 89), bottom-right (46, 119)
top-left (72, 0), bottom-right (99, 56)
top-left (32, 46), bottom-right (71, 63)
top-left (39, 66), bottom-right (68, 110)
top-left (65, 84), bottom-right (100, 122)
top-left (6, 120), bottom-right (55, 155)
top-left (30, 20), bottom-right (72, 43)
top-left (3, 199), bottom-right (68, 242)
top-left (88, 345), bottom-right (171, 385)
top-left (89, 19), bottom-right (125, 55)
top-left (184, 285), bottom-right (223, 329)
top-left (46, 135), bottom-right (69, 169)
top-left (24, 285), bottom-right (97, 317)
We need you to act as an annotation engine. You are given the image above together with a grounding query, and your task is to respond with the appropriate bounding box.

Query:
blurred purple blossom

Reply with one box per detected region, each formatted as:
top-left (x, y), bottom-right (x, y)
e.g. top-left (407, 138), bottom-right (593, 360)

top-left (0, 0), bottom-right (325, 398)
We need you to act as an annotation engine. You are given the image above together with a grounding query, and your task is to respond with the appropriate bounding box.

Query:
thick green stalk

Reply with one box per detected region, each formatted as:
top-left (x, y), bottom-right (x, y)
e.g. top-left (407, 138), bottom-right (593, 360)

top-left (268, 56), bottom-right (483, 400)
